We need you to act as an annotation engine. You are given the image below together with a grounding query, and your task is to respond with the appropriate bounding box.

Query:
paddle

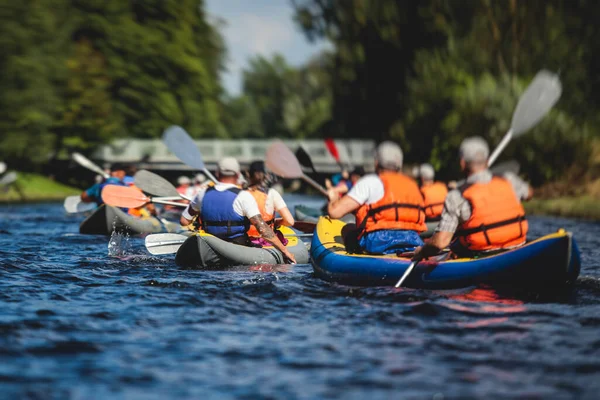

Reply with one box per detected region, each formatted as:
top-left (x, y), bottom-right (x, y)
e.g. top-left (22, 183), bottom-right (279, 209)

top-left (162, 126), bottom-right (218, 183)
top-left (0, 171), bottom-right (17, 186)
top-left (64, 195), bottom-right (96, 214)
top-left (265, 140), bottom-right (329, 197)
top-left (0, 162), bottom-right (6, 175)
top-left (292, 221), bottom-right (316, 234)
top-left (134, 169), bottom-right (191, 201)
top-left (101, 185), bottom-right (187, 209)
top-left (145, 232), bottom-right (314, 255)
top-left (324, 138), bottom-right (345, 171)
top-left (72, 152), bottom-right (110, 179)
top-left (395, 69), bottom-right (562, 288)
top-left (295, 146), bottom-right (317, 174)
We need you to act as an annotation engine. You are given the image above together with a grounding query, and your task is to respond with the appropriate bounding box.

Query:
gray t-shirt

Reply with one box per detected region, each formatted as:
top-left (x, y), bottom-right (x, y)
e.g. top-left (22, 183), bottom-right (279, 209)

top-left (436, 170), bottom-right (530, 234)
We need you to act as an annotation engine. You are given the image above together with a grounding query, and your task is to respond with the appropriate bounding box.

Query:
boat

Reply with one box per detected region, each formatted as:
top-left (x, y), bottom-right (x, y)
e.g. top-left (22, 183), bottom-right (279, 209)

top-left (296, 205), bottom-right (437, 238)
top-left (79, 205), bottom-right (182, 235)
top-left (175, 225), bottom-right (310, 267)
top-left (310, 217), bottom-right (581, 289)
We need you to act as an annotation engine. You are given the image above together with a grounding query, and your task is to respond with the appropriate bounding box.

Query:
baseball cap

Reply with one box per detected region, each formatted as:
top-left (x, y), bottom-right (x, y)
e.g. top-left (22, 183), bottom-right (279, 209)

top-left (218, 157), bottom-right (240, 176)
top-left (249, 161), bottom-right (265, 174)
top-left (177, 176), bottom-right (191, 185)
top-left (419, 163), bottom-right (435, 180)
top-left (194, 173), bottom-right (206, 184)
top-left (375, 141), bottom-right (403, 170)
top-left (459, 136), bottom-right (489, 163)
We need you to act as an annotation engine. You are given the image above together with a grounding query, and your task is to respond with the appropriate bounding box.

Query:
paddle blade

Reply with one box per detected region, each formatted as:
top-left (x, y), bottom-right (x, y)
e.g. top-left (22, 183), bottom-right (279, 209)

top-left (145, 233), bottom-right (188, 255)
top-left (0, 171), bottom-right (17, 186)
top-left (293, 221), bottom-right (316, 234)
top-left (265, 140), bottom-right (304, 178)
top-left (72, 152), bottom-right (109, 178)
top-left (511, 70), bottom-right (562, 137)
top-left (134, 170), bottom-right (179, 197)
top-left (163, 126), bottom-right (206, 171)
top-left (64, 196), bottom-right (96, 214)
top-left (295, 146), bottom-right (317, 173)
top-left (101, 185), bottom-right (149, 208)
top-left (324, 138), bottom-right (340, 162)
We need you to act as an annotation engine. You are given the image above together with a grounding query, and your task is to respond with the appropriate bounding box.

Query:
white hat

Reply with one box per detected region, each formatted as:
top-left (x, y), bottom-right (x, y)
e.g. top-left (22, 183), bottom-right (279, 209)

top-left (218, 157), bottom-right (240, 176)
top-left (459, 136), bottom-right (489, 163)
top-left (177, 176), bottom-right (191, 185)
top-left (375, 141), bottom-right (403, 170)
top-left (419, 163), bottom-right (435, 180)
top-left (194, 173), bottom-right (206, 184)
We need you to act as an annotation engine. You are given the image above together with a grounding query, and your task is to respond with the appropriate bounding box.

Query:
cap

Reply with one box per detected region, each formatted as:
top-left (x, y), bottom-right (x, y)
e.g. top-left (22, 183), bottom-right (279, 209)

top-left (412, 166), bottom-right (420, 178)
top-left (177, 176), bottom-right (191, 185)
top-left (194, 173), bottom-right (206, 184)
top-left (218, 157), bottom-right (240, 176)
top-left (375, 141), bottom-right (403, 170)
top-left (249, 161), bottom-right (265, 174)
top-left (459, 136), bottom-right (489, 163)
top-left (419, 163), bottom-right (435, 180)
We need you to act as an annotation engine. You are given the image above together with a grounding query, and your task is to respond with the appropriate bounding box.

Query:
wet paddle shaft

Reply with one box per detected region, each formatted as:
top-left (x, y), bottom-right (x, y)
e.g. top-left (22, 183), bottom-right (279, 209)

top-left (395, 70), bottom-right (562, 288)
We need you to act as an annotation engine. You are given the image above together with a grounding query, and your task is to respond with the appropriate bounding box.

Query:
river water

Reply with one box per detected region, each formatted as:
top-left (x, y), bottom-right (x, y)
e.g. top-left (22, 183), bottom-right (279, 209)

top-left (1, 196), bottom-right (600, 399)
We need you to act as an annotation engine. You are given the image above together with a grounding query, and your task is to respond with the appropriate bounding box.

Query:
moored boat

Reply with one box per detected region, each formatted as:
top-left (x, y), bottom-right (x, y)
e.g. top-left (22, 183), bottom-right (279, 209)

top-left (175, 226), bottom-right (309, 267)
top-left (310, 217), bottom-right (580, 289)
top-left (79, 205), bottom-right (181, 236)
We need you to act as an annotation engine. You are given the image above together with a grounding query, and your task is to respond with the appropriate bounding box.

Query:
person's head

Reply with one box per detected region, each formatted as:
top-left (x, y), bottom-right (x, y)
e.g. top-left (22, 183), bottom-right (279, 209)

top-left (177, 176), bottom-right (191, 187)
top-left (110, 163), bottom-right (127, 180)
top-left (248, 160), bottom-right (266, 186)
top-left (217, 157), bottom-right (240, 183)
top-left (375, 141), bottom-right (403, 172)
top-left (459, 136), bottom-right (489, 175)
top-left (341, 169), bottom-right (350, 180)
top-left (350, 166), bottom-right (364, 184)
top-left (194, 173), bottom-right (206, 185)
top-left (419, 163), bottom-right (435, 183)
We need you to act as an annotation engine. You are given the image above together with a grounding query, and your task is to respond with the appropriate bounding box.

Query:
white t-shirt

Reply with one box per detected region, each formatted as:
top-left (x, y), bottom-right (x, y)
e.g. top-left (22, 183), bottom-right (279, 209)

top-left (264, 188), bottom-right (287, 215)
top-left (346, 174), bottom-right (385, 205)
top-left (182, 183), bottom-right (260, 220)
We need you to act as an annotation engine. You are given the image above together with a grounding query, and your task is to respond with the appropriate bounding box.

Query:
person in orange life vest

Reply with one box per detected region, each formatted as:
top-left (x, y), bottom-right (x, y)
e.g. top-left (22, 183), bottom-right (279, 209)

top-left (180, 157), bottom-right (295, 263)
top-left (418, 163), bottom-right (448, 222)
top-left (327, 141), bottom-right (427, 255)
top-left (245, 161), bottom-right (294, 247)
top-left (413, 136), bottom-right (533, 261)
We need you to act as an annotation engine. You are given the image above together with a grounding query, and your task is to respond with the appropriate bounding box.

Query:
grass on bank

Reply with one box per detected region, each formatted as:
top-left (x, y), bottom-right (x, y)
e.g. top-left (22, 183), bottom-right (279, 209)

top-left (0, 172), bottom-right (80, 203)
top-left (525, 196), bottom-right (600, 221)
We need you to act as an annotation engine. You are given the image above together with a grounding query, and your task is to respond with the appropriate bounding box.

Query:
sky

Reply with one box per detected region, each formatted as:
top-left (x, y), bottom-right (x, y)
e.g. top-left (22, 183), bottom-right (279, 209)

top-left (205, 0), bottom-right (330, 95)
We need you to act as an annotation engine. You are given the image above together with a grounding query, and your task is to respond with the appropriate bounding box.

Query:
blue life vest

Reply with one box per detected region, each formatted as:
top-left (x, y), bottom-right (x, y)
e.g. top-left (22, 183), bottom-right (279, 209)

top-left (201, 186), bottom-right (249, 240)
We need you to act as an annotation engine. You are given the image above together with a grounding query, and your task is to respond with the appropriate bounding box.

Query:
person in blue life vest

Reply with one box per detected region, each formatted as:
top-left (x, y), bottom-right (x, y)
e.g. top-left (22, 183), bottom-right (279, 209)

top-left (80, 163), bottom-right (128, 206)
top-left (412, 136), bottom-right (532, 261)
top-left (179, 157), bottom-right (296, 264)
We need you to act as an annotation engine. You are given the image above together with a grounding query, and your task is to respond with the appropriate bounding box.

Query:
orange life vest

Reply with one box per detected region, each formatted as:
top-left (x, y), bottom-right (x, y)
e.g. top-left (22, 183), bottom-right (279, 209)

top-left (457, 176), bottom-right (528, 251)
top-left (356, 172), bottom-right (427, 238)
top-left (247, 188), bottom-right (275, 238)
top-left (420, 182), bottom-right (448, 220)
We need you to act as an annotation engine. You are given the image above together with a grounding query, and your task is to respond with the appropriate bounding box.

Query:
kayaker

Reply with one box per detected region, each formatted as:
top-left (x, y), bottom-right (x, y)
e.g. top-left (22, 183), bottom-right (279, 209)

top-left (80, 163), bottom-right (128, 206)
top-left (327, 141), bottom-right (426, 254)
top-left (418, 163), bottom-right (448, 222)
top-left (245, 161), bottom-right (294, 246)
top-left (412, 136), bottom-right (532, 261)
top-left (326, 166), bottom-right (365, 200)
top-left (176, 176), bottom-right (191, 196)
top-left (186, 173), bottom-right (209, 198)
top-left (179, 157), bottom-right (296, 263)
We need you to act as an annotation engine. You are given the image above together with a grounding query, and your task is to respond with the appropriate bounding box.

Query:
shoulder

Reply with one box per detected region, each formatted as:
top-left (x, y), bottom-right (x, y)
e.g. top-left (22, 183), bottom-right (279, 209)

top-left (354, 174), bottom-right (382, 189)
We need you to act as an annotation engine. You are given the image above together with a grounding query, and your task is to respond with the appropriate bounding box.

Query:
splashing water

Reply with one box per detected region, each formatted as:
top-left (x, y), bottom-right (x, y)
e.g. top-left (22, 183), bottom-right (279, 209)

top-left (107, 221), bottom-right (132, 257)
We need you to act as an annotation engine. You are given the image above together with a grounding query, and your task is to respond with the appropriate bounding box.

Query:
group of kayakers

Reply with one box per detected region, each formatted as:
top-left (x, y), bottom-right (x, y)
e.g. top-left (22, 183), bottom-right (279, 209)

top-left (78, 135), bottom-right (532, 266)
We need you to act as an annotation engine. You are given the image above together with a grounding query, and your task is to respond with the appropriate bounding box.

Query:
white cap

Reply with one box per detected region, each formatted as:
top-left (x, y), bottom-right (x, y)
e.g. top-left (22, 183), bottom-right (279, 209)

top-left (419, 163), bottom-right (435, 180)
top-left (218, 157), bottom-right (240, 176)
top-left (177, 176), bottom-right (191, 185)
top-left (375, 141), bottom-right (403, 170)
top-left (194, 173), bottom-right (206, 184)
top-left (412, 166), bottom-right (419, 178)
top-left (459, 136), bottom-right (489, 163)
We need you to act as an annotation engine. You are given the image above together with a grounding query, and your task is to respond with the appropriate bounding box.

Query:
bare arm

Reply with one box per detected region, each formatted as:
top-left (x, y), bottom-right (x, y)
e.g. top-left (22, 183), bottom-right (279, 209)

top-left (328, 195), bottom-right (360, 219)
top-left (80, 191), bottom-right (93, 203)
top-left (276, 207), bottom-right (295, 227)
top-left (412, 231), bottom-right (454, 261)
top-left (180, 205), bottom-right (199, 226)
top-left (249, 214), bottom-right (296, 263)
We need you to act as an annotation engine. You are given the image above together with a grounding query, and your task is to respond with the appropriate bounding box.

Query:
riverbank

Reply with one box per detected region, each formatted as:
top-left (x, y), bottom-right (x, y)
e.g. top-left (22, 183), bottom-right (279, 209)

top-left (0, 172), bottom-right (80, 203)
top-left (525, 195), bottom-right (600, 221)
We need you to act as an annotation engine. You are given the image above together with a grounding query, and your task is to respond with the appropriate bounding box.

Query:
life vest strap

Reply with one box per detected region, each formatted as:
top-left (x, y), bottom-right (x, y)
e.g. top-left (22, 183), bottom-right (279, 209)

top-left (456, 215), bottom-right (526, 237)
top-left (358, 203), bottom-right (424, 232)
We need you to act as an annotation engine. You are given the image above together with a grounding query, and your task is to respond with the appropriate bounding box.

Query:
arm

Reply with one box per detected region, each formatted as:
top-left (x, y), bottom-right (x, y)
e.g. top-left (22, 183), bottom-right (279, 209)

top-left (271, 189), bottom-right (294, 226)
top-left (412, 231), bottom-right (454, 261)
top-left (328, 194), bottom-right (360, 219)
top-left (180, 204), bottom-right (199, 226)
top-left (276, 207), bottom-right (295, 227)
top-left (249, 214), bottom-right (296, 263)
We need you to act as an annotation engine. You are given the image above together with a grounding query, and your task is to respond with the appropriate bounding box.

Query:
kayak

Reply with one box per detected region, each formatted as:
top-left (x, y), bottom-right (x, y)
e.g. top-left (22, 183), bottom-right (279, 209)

top-left (310, 217), bottom-right (581, 289)
top-left (79, 205), bottom-right (181, 236)
top-left (175, 226), bottom-right (309, 267)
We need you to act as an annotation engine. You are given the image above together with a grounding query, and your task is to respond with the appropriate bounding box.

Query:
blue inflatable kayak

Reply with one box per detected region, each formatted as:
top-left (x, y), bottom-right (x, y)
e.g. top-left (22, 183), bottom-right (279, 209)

top-left (310, 218), bottom-right (580, 289)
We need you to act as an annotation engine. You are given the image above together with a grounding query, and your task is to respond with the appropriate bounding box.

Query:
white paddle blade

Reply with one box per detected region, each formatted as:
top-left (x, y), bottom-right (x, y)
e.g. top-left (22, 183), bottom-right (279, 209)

top-left (0, 162), bottom-right (6, 175)
top-left (265, 140), bottom-right (303, 178)
top-left (145, 233), bottom-right (188, 255)
top-left (72, 153), bottom-right (109, 178)
top-left (64, 196), bottom-right (96, 214)
top-left (134, 170), bottom-right (179, 197)
top-left (0, 171), bottom-right (17, 186)
top-left (162, 126), bottom-right (206, 171)
top-left (511, 70), bottom-right (562, 137)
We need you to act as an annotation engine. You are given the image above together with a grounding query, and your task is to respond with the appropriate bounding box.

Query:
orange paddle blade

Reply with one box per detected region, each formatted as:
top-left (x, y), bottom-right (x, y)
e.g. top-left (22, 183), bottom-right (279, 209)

top-left (101, 185), bottom-right (149, 208)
